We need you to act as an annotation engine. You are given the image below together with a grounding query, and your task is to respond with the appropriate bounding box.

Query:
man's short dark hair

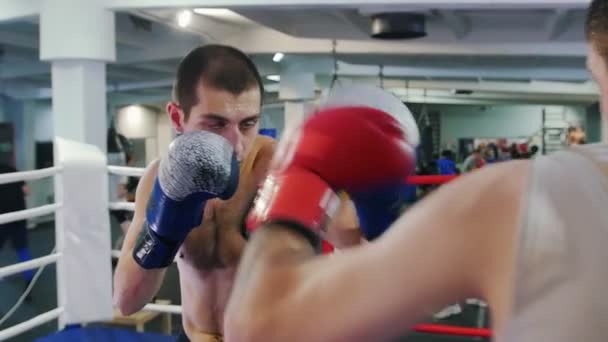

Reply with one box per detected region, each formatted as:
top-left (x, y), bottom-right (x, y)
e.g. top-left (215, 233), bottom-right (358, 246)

top-left (172, 44), bottom-right (264, 119)
top-left (586, 0), bottom-right (608, 40)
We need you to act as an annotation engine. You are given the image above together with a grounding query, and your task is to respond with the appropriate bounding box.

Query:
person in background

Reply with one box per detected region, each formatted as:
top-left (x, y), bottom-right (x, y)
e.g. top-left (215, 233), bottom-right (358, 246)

top-left (525, 145), bottom-right (540, 159)
top-left (485, 143), bottom-right (500, 163)
top-left (437, 150), bottom-right (457, 175)
top-left (462, 148), bottom-right (484, 172)
top-left (107, 126), bottom-right (134, 250)
top-left (567, 126), bottom-right (587, 146)
top-left (0, 163), bottom-right (35, 294)
top-left (509, 143), bottom-right (522, 159)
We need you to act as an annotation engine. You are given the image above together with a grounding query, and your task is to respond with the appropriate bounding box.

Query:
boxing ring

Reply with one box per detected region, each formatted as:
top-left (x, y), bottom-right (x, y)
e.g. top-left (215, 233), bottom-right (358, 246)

top-left (0, 137), bottom-right (491, 341)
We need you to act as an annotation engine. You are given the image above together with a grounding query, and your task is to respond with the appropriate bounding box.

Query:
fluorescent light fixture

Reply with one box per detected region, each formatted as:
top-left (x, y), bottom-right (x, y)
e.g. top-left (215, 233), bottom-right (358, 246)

top-left (193, 8), bottom-right (235, 16)
top-left (193, 8), bottom-right (254, 25)
top-left (125, 105), bottom-right (145, 127)
top-left (272, 52), bottom-right (284, 62)
top-left (267, 75), bottom-right (280, 82)
top-left (177, 10), bottom-right (192, 28)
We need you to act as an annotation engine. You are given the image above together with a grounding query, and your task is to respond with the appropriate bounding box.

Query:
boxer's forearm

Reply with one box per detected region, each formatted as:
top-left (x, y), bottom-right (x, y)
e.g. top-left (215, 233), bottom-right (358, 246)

top-left (225, 226), bottom-right (316, 341)
top-left (324, 199), bottom-right (364, 249)
top-left (113, 218), bottom-right (167, 315)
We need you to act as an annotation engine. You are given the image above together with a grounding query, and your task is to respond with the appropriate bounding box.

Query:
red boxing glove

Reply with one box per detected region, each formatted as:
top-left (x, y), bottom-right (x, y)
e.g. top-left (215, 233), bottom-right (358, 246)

top-left (247, 106), bottom-right (416, 251)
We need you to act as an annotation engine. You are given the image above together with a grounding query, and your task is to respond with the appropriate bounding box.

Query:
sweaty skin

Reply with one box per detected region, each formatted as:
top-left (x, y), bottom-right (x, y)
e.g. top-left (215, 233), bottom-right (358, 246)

top-left (224, 160), bottom-right (527, 342)
top-left (178, 135), bottom-right (275, 339)
top-left (114, 84), bottom-right (361, 340)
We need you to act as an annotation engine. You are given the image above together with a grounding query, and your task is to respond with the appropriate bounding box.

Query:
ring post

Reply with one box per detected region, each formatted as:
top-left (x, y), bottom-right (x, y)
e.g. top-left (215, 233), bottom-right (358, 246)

top-left (54, 137), bottom-right (113, 329)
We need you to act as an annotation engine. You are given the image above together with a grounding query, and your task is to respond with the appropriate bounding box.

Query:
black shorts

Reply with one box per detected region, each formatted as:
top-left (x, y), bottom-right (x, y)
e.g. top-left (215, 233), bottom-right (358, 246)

top-left (110, 210), bottom-right (131, 224)
top-left (0, 220), bottom-right (28, 250)
top-left (175, 330), bottom-right (190, 342)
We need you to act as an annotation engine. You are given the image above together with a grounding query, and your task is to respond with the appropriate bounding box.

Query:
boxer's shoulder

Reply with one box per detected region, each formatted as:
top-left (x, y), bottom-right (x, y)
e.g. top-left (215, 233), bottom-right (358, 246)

top-left (242, 135), bottom-right (276, 183)
top-left (249, 135), bottom-right (276, 163)
top-left (132, 159), bottom-right (161, 213)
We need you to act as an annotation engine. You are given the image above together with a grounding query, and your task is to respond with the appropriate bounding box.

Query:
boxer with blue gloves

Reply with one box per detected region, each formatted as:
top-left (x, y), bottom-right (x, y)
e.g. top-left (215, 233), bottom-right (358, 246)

top-left (132, 131), bottom-right (240, 269)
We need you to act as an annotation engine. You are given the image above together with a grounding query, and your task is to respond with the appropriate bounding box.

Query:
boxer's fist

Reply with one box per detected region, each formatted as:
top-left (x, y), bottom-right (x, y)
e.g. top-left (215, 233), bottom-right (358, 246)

top-left (322, 84), bottom-right (419, 240)
top-left (247, 105), bottom-right (416, 251)
top-left (133, 131), bottom-right (240, 269)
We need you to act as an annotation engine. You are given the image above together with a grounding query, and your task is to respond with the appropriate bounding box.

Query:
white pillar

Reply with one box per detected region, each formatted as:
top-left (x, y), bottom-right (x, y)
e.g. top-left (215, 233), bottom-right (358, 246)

top-left (40, 0), bottom-right (115, 328)
top-left (40, 0), bottom-right (115, 153)
top-left (279, 72), bottom-right (316, 132)
top-left (50, 61), bottom-right (107, 151)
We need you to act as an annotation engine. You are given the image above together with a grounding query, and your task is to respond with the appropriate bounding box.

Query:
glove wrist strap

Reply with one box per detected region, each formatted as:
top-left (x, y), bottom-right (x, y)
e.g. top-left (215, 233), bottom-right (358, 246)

top-left (133, 222), bottom-right (181, 269)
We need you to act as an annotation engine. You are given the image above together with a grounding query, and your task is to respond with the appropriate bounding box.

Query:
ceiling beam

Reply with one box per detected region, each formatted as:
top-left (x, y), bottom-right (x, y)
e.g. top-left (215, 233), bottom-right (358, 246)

top-left (105, 0), bottom-right (591, 10)
top-left (545, 8), bottom-right (573, 40)
top-left (0, 31), bottom-right (38, 50)
top-left (0, 49), bottom-right (39, 63)
top-left (133, 9), bottom-right (240, 43)
top-left (0, 63), bottom-right (49, 79)
top-left (339, 63), bottom-right (591, 82)
top-left (278, 56), bottom-right (590, 82)
top-left (128, 63), bottom-right (176, 74)
top-left (116, 35), bottom-right (204, 64)
top-left (435, 10), bottom-right (471, 40)
top-left (330, 9), bottom-right (372, 37)
top-left (0, 0), bottom-right (41, 23)
top-left (227, 27), bottom-right (589, 57)
top-left (377, 79), bottom-right (599, 95)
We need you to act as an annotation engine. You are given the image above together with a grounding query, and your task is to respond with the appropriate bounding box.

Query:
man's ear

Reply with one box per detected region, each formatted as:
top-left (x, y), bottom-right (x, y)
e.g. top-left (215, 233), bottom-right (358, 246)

top-left (167, 102), bottom-right (185, 133)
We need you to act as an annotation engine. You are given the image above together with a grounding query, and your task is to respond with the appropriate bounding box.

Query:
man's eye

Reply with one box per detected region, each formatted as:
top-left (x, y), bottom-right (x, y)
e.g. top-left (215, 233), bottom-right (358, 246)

top-left (208, 122), bottom-right (227, 130)
top-left (241, 119), bottom-right (258, 129)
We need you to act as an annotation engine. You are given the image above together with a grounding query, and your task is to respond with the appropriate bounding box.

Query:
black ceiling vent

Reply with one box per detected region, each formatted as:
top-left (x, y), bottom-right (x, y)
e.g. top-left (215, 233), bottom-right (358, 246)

top-left (371, 13), bottom-right (427, 40)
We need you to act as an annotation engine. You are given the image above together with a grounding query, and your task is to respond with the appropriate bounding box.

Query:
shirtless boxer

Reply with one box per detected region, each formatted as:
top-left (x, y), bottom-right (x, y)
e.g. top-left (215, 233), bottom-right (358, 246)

top-left (224, 1), bottom-right (608, 341)
top-left (113, 44), bottom-right (361, 341)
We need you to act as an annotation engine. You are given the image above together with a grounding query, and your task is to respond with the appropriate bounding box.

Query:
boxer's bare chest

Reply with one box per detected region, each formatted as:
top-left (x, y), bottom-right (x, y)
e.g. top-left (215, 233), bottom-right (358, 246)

top-left (179, 171), bottom-right (258, 271)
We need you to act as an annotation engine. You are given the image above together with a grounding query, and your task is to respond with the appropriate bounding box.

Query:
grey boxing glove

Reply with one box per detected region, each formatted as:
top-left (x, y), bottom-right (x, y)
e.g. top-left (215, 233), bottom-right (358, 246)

top-left (133, 131), bottom-right (239, 269)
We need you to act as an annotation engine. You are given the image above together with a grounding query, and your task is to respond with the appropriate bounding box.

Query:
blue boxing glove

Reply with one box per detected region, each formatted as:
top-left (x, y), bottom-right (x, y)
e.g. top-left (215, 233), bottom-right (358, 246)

top-left (133, 131), bottom-right (239, 269)
top-left (350, 186), bottom-right (405, 241)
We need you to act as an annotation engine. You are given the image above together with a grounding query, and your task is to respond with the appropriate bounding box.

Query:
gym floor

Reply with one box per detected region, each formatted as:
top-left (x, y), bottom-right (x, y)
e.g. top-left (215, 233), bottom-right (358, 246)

top-left (0, 219), bottom-right (487, 342)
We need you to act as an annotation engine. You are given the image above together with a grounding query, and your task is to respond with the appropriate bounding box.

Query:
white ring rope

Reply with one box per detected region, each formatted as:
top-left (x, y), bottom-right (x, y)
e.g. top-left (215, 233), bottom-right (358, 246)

top-left (0, 166), bottom-right (62, 185)
top-left (0, 203), bottom-right (61, 226)
top-left (108, 165), bottom-right (182, 316)
top-left (107, 165), bottom-right (145, 178)
top-left (0, 307), bottom-right (63, 341)
top-left (143, 303), bottom-right (183, 315)
top-left (0, 253), bottom-right (61, 279)
top-left (111, 250), bottom-right (121, 259)
top-left (0, 248), bottom-right (58, 330)
top-left (108, 202), bottom-right (135, 211)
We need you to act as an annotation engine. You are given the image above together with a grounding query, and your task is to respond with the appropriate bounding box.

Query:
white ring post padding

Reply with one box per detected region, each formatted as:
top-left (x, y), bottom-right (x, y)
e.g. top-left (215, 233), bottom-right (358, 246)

top-left (0, 166), bottom-right (62, 185)
top-left (107, 165), bottom-right (145, 177)
top-left (0, 203), bottom-right (61, 226)
top-left (0, 253), bottom-right (62, 278)
top-left (108, 201), bottom-right (135, 211)
top-left (143, 303), bottom-right (183, 315)
top-left (54, 137), bottom-right (113, 327)
top-left (0, 307), bottom-right (64, 342)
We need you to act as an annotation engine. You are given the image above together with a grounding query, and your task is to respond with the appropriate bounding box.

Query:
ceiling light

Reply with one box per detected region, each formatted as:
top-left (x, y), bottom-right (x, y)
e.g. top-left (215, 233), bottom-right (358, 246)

top-left (267, 75), bottom-right (280, 82)
top-left (177, 10), bottom-right (192, 28)
top-left (273, 53), bottom-right (284, 62)
top-left (193, 8), bottom-right (235, 17)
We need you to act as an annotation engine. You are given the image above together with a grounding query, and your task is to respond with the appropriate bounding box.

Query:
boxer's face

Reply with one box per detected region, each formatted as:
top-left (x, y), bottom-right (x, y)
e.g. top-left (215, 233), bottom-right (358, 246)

top-left (587, 43), bottom-right (608, 90)
top-left (168, 83), bottom-right (261, 161)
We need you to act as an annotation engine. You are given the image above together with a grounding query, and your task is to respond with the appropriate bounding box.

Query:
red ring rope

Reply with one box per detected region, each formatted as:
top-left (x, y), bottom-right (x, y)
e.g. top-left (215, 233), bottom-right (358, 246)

top-left (406, 175), bottom-right (458, 185)
top-left (412, 323), bottom-right (492, 338)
